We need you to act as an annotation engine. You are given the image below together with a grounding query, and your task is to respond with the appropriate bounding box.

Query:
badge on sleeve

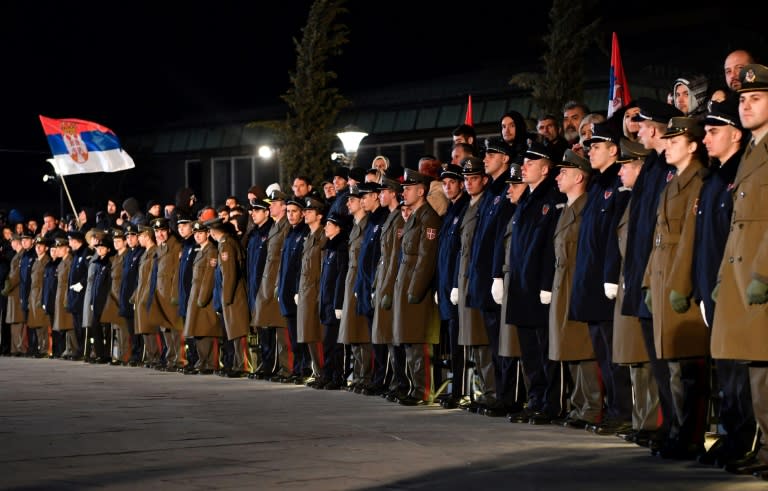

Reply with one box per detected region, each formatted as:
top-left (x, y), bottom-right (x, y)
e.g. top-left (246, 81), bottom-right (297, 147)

top-left (604, 190), bottom-right (613, 200)
top-left (397, 228), bottom-right (403, 239)
top-left (666, 170), bottom-right (674, 183)
top-left (542, 204), bottom-right (550, 215)
top-left (221, 252), bottom-right (229, 262)
top-left (209, 258), bottom-right (217, 267)
top-left (425, 228), bottom-right (437, 240)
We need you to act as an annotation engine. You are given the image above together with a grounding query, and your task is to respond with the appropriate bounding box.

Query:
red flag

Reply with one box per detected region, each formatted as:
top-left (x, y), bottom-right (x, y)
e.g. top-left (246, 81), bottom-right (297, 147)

top-left (464, 95), bottom-right (473, 126)
top-left (608, 32), bottom-right (631, 118)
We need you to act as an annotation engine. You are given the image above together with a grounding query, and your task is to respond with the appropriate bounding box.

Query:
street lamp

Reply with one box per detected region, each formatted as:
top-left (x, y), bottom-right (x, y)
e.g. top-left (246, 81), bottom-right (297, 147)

top-left (333, 125), bottom-right (368, 168)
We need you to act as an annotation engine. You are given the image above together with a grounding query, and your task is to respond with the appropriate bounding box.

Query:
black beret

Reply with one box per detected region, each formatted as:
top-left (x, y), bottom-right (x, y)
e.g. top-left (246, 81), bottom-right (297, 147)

top-left (333, 166), bottom-right (350, 180)
top-left (349, 167), bottom-right (367, 183)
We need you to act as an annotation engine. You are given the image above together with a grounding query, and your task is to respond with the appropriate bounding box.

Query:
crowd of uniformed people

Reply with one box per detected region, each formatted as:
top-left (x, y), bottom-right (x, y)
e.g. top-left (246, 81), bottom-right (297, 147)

top-left (2, 52), bottom-right (768, 481)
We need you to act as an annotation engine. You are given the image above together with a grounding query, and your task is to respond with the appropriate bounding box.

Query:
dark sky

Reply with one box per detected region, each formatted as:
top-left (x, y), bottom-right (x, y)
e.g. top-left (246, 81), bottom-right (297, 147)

top-left (0, 0), bottom-right (764, 217)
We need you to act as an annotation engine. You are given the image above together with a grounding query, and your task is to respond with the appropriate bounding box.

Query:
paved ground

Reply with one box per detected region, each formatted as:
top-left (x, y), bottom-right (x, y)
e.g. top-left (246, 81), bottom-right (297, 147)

top-left (0, 357), bottom-right (763, 490)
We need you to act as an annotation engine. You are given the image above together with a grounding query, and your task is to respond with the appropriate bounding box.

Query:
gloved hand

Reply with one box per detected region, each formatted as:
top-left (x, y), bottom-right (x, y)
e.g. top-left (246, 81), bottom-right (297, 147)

top-left (170, 297), bottom-right (179, 306)
top-left (293, 293), bottom-right (299, 305)
top-left (603, 283), bottom-right (618, 300)
top-left (407, 294), bottom-right (420, 304)
top-left (644, 288), bottom-right (652, 313)
top-left (449, 288), bottom-right (459, 305)
top-left (274, 287), bottom-right (278, 300)
top-left (381, 294), bottom-right (392, 310)
top-left (434, 291), bottom-right (439, 304)
top-left (334, 309), bottom-right (342, 320)
top-left (197, 301), bottom-right (206, 308)
top-left (539, 290), bottom-right (551, 305)
top-left (746, 278), bottom-right (768, 305)
top-left (711, 282), bottom-right (720, 302)
top-left (669, 289), bottom-right (690, 313)
top-left (70, 282), bottom-right (83, 293)
top-left (371, 291), bottom-right (375, 301)
top-left (491, 277), bottom-right (504, 305)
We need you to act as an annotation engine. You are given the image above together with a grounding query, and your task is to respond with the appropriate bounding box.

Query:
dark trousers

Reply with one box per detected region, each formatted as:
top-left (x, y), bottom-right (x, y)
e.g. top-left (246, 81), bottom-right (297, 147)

top-left (52, 329), bottom-right (66, 357)
top-left (286, 316), bottom-right (310, 376)
top-left (447, 317), bottom-right (464, 399)
top-left (257, 326), bottom-right (276, 374)
top-left (90, 323), bottom-right (108, 360)
top-left (185, 336), bottom-right (199, 369)
top-left (367, 315), bottom-right (388, 387)
top-left (716, 358), bottom-right (756, 456)
top-left (73, 312), bottom-right (84, 357)
top-left (387, 343), bottom-right (409, 394)
top-left (482, 307), bottom-right (502, 392)
top-left (589, 320), bottom-right (633, 421)
top-left (517, 324), bottom-right (562, 416)
top-left (322, 322), bottom-right (343, 384)
top-left (668, 357), bottom-right (710, 447)
top-left (128, 317), bottom-right (144, 363)
top-left (27, 325), bottom-right (38, 355)
top-left (640, 317), bottom-right (674, 436)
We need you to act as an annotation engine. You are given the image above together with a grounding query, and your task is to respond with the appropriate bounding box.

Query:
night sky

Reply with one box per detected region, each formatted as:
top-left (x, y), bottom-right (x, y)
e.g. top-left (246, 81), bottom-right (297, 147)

top-left (0, 1), bottom-right (763, 217)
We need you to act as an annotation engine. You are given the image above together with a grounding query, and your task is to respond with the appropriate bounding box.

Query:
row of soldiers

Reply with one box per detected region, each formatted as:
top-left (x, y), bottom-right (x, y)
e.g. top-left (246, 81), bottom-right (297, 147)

top-left (3, 63), bottom-right (768, 481)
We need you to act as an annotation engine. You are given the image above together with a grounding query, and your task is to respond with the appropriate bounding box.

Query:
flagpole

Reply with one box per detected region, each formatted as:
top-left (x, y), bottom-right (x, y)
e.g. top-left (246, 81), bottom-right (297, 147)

top-left (59, 175), bottom-right (82, 228)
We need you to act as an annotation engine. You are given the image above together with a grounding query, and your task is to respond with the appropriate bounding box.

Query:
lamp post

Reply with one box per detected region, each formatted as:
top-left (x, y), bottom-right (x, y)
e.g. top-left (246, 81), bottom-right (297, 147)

top-left (334, 125), bottom-right (368, 168)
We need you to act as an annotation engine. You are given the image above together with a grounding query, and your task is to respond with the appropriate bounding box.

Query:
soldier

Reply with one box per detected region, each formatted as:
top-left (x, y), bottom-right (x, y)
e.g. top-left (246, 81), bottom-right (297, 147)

top-left (712, 64), bottom-right (768, 477)
top-left (176, 214), bottom-right (197, 371)
top-left (393, 169), bottom-right (441, 406)
top-left (183, 220), bottom-right (224, 375)
top-left (548, 150), bottom-right (599, 429)
top-left (66, 229), bottom-right (91, 359)
top-left (207, 218), bottom-right (252, 377)
top-left (119, 223), bottom-right (144, 366)
top-left (338, 185), bottom-right (372, 392)
top-left (251, 190), bottom-right (291, 381)
top-left (1, 233), bottom-right (25, 355)
top-left (103, 228), bottom-right (130, 365)
top-left (132, 225), bottom-right (160, 368)
top-left (642, 117), bottom-right (709, 459)
top-left (88, 235), bottom-right (114, 363)
top-left (695, 97), bottom-right (754, 467)
top-left (245, 198), bottom-right (276, 379)
top-left (42, 235), bottom-right (62, 357)
top-left (328, 166), bottom-right (351, 218)
top-left (297, 197), bottom-right (327, 385)
top-left (148, 217), bottom-right (184, 371)
top-left (372, 177), bottom-right (408, 401)
top-left (354, 182), bottom-right (389, 394)
top-left (317, 212), bottom-right (350, 390)
top-left (506, 142), bottom-right (567, 424)
top-left (26, 236), bottom-right (51, 357)
top-left (52, 237), bottom-right (76, 357)
top-left (80, 228), bottom-right (105, 361)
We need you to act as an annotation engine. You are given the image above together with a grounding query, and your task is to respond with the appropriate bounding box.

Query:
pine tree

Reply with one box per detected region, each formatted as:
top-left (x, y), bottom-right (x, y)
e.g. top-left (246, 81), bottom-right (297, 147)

top-left (509, 0), bottom-right (600, 116)
top-left (259, 0), bottom-right (350, 190)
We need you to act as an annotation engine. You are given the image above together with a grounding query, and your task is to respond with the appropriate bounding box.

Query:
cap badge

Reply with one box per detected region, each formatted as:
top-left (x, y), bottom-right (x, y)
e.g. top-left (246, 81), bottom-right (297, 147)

top-left (745, 69), bottom-right (756, 83)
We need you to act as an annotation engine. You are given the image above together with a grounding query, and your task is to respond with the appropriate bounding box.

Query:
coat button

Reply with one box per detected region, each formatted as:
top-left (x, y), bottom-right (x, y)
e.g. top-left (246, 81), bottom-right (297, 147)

top-left (739, 223), bottom-right (744, 229)
top-left (737, 256), bottom-right (743, 262)
top-left (729, 257), bottom-right (735, 263)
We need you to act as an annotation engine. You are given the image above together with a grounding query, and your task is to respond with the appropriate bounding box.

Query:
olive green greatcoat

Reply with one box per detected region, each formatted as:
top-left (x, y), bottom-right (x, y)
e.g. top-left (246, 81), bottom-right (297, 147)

top-left (339, 214), bottom-right (370, 344)
top-left (100, 251), bottom-right (126, 326)
top-left (133, 244), bottom-right (158, 335)
top-left (372, 208), bottom-right (404, 344)
top-left (251, 216), bottom-right (289, 328)
top-left (642, 161), bottom-right (708, 359)
top-left (457, 198), bottom-right (488, 346)
top-left (393, 203), bottom-right (441, 344)
top-left (297, 227), bottom-right (326, 343)
top-left (3, 251), bottom-right (24, 324)
top-left (53, 254), bottom-right (73, 332)
top-left (184, 242), bottom-right (224, 338)
top-left (27, 254), bottom-right (50, 328)
top-left (150, 235), bottom-right (182, 330)
top-left (218, 235), bottom-right (249, 340)
top-left (548, 197), bottom-right (594, 361)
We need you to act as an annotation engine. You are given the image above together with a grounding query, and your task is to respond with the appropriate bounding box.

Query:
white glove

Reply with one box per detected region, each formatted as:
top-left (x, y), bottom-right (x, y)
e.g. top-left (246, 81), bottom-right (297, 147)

top-left (491, 278), bottom-right (504, 305)
top-left (69, 282), bottom-right (83, 293)
top-left (293, 294), bottom-right (298, 305)
top-left (700, 301), bottom-right (708, 328)
top-left (539, 290), bottom-right (552, 305)
top-left (334, 309), bottom-right (342, 320)
top-left (604, 283), bottom-right (618, 300)
top-left (371, 292), bottom-right (375, 300)
top-left (434, 291), bottom-right (439, 304)
top-left (450, 288), bottom-right (459, 305)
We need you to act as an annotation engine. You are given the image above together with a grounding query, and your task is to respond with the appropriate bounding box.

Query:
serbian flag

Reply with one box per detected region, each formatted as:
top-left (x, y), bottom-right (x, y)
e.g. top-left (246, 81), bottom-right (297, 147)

top-left (39, 115), bottom-right (135, 176)
top-left (608, 32), bottom-right (631, 118)
top-left (464, 95), bottom-right (473, 126)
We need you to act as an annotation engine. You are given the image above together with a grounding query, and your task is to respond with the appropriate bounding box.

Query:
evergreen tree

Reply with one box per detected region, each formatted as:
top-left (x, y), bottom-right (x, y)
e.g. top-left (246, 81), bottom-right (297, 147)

top-left (260, 0), bottom-right (350, 190)
top-left (509, 0), bottom-right (600, 116)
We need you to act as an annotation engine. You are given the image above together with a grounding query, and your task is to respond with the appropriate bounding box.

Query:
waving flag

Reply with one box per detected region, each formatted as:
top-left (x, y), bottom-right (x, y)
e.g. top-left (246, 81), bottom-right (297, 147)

top-left (464, 94), bottom-right (473, 126)
top-left (39, 115), bottom-right (135, 176)
top-left (608, 32), bottom-right (631, 118)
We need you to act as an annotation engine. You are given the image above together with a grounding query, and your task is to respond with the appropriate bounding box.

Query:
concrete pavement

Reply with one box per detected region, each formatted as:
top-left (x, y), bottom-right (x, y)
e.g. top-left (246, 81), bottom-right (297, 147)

top-left (0, 357), bottom-right (763, 490)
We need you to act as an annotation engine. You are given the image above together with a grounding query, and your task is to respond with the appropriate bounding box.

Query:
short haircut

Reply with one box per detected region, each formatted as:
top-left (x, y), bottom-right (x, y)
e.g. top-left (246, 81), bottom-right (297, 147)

top-left (293, 175), bottom-right (312, 186)
top-left (562, 100), bottom-right (591, 115)
top-left (452, 124), bottom-right (476, 139)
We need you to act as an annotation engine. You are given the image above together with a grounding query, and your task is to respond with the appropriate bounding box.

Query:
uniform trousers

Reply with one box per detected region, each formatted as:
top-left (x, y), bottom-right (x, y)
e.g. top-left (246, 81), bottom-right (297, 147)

top-left (10, 323), bottom-right (26, 354)
top-left (716, 359), bottom-right (756, 457)
top-left (33, 326), bottom-right (49, 356)
top-left (630, 363), bottom-right (661, 431)
top-left (567, 360), bottom-right (603, 423)
top-left (112, 321), bottom-right (132, 363)
top-left (321, 322), bottom-right (343, 384)
top-left (749, 366), bottom-right (768, 465)
top-left (640, 317), bottom-right (674, 437)
top-left (195, 336), bottom-right (218, 371)
top-left (469, 345), bottom-right (498, 407)
top-left (446, 317), bottom-right (464, 400)
top-left (350, 343), bottom-right (372, 387)
top-left (589, 320), bottom-right (633, 422)
top-left (64, 330), bottom-right (79, 357)
top-left (517, 324), bottom-right (563, 417)
top-left (274, 326), bottom-right (293, 378)
top-left (255, 326), bottom-right (276, 375)
top-left (387, 343), bottom-right (409, 395)
top-left (404, 343), bottom-right (432, 401)
top-left (668, 358), bottom-right (709, 448)
top-left (142, 331), bottom-right (162, 366)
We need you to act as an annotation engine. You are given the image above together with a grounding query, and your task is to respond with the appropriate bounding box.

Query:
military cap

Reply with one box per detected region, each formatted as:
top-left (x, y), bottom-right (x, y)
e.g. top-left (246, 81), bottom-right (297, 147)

top-left (285, 196), bottom-right (305, 209)
top-left (356, 182), bottom-right (379, 195)
top-left (67, 230), bottom-right (85, 242)
top-left (631, 97), bottom-right (683, 123)
top-left (137, 224), bottom-right (154, 234)
top-left (191, 220), bottom-right (209, 232)
top-left (484, 137), bottom-right (514, 156)
top-left (53, 237), bottom-right (69, 247)
top-left (440, 163), bottom-right (464, 181)
top-left (150, 217), bottom-right (170, 230)
top-left (349, 166), bottom-right (367, 183)
top-left (9, 233), bottom-right (21, 242)
top-left (249, 198), bottom-right (270, 211)
top-left (19, 229), bottom-right (34, 239)
top-left (617, 138), bottom-right (650, 164)
top-left (365, 167), bottom-right (380, 177)
top-left (583, 122), bottom-right (619, 146)
top-left (175, 213), bottom-right (193, 225)
top-left (661, 117), bottom-right (705, 140)
top-left (304, 197), bottom-right (326, 211)
top-left (33, 235), bottom-right (51, 247)
top-left (738, 64), bottom-right (768, 93)
top-left (326, 211), bottom-right (351, 229)
top-left (506, 155), bottom-right (524, 184)
top-left (267, 189), bottom-right (290, 202)
top-left (123, 223), bottom-right (139, 236)
top-left (111, 227), bottom-right (126, 239)
top-left (524, 141), bottom-right (552, 161)
top-left (378, 176), bottom-right (403, 193)
top-left (704, 97), bottom-right (742, 129)
top-left (202, 217), bottom-right (229, 232)
top-left (347, 184), bottom-right (363, 198)
top-left (557, 149), bottom-right (592, 174)
top-left (333, 166), bottom-right (350, 180)
top-left (461, 156), bottom-right (485, 176)
top-left (401, 168), bottom-right (433, 186)
top-left (95, 236), bottom-right (113, 250)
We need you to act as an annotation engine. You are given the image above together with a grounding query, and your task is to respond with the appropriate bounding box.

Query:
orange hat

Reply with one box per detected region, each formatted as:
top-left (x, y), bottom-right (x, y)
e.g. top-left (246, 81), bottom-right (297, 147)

top-left (199, 208), bottom-right (217, 221)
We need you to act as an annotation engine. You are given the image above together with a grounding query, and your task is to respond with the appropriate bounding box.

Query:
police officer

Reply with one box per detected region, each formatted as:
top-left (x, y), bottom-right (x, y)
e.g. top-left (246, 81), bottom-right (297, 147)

top-left (18, 229), bottom-right (35, 355)
top-left (119, 223), bottom-right (144, 366)
top-left (89, 235), bottom-right (114, 363)
top-left (176, 213), bottom-right (197, 370)
top-left (42, 236), bottom-right (62, 357)
top-left (66, 229), bottom-right (91, 359)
